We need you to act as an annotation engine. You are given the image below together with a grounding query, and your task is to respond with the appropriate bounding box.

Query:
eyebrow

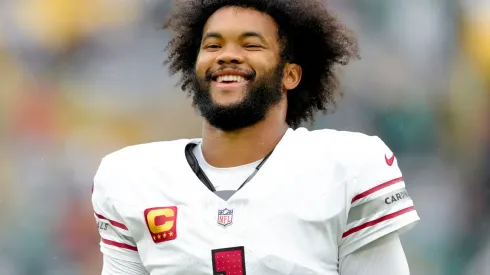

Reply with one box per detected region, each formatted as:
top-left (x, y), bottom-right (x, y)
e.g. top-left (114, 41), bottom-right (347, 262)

top-left (202, 31), bottom-right (267, 44)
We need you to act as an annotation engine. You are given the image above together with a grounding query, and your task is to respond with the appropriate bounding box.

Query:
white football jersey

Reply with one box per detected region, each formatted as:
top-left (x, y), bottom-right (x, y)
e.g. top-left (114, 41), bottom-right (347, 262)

top-left (92, 128), bottom-right (419, 274)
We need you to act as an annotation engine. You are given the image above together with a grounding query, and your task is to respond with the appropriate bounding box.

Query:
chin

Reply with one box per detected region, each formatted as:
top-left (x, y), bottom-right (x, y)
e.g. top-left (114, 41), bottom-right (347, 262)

top-left (211, 93), bottom-right (247, 107)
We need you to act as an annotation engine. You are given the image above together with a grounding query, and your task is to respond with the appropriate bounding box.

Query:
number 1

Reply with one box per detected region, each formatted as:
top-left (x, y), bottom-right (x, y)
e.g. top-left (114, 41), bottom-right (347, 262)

top-left (211, 246), bottom-right (246, 275)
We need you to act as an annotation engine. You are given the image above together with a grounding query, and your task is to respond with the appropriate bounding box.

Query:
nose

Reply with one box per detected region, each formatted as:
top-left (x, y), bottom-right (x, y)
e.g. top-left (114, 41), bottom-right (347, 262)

top-left (216, 45), bottom-right (245, 65)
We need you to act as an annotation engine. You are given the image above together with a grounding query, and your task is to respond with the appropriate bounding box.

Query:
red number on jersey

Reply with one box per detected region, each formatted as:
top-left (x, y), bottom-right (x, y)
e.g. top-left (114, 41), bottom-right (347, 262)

top-left (211, 246), bottom-right (246, 275)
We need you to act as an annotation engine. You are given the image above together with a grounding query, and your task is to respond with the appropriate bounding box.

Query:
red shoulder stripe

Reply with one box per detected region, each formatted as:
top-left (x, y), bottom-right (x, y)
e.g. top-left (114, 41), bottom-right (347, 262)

top-left (342, 206), bottom-right (414, 238)
top-left (101, 238), bottom-right (138, 251)
top-left (95, 212), bottom-right (128, 230)
top-left (351, 177), bottom-right (404, 204)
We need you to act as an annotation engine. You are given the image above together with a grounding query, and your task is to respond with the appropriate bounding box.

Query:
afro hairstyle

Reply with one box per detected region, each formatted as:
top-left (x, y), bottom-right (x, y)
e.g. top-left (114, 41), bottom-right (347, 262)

top-left (164, 0), bottom-right (359, 128)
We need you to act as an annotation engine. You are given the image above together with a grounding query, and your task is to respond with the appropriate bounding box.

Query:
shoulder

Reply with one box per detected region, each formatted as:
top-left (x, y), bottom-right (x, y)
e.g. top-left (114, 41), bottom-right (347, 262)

top-left (310, 128), bottom-right (400, 183)
top-left (93, 139), bottom-right (195, 198)
top-left (296, 128), bottom-right (403, 198)
top-left (304, 128), bottom-right (386, 153)
top-left (296, 128), bottom-right (390, 169)
top-left (103, 139), bottom-right (193, 167)
top-left (306, 130), bottom-right (420, 257)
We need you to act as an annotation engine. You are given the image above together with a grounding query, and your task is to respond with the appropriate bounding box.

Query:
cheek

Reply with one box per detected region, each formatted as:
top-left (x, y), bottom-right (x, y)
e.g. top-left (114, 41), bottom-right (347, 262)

top-left (195, 53), bottom-right (214, 77)
top-left (250, 53), bottom-right (280, 73)
top-left (254, 62), bottom-right (280, 80)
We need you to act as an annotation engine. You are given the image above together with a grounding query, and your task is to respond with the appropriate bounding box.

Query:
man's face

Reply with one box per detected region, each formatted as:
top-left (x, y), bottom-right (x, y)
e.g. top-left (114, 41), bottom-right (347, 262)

top-left (192, 6), bottom-right (285, 131)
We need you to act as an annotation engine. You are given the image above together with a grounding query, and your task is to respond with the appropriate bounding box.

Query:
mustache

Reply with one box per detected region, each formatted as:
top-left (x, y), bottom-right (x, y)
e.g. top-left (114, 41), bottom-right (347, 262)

top-left (204, 66), bottom-right (256, 81)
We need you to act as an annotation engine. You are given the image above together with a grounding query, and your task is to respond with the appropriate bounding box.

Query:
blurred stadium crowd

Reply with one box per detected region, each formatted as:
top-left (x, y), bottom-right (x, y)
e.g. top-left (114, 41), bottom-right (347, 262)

top-left (0, 0), bottom-right (488, 274)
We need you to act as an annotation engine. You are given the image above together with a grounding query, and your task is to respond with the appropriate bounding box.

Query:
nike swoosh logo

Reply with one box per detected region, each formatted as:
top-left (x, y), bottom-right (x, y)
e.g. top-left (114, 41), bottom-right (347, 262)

top-left (385, 153), bottom-right (395, 166)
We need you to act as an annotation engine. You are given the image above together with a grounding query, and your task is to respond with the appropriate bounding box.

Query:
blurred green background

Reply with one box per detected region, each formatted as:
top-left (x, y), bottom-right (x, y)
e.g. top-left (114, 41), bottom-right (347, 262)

top-left (0, 0), bottom-right (488, 274)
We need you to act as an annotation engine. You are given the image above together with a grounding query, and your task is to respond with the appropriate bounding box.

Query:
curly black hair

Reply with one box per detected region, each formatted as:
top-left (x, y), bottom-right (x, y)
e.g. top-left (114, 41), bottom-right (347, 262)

top-left (164, 0), bottom-right (359, 128)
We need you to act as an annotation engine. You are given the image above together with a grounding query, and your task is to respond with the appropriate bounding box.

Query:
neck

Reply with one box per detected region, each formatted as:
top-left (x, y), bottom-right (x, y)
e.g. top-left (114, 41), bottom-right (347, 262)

top-left (201, 106), bottom-right (288, 168)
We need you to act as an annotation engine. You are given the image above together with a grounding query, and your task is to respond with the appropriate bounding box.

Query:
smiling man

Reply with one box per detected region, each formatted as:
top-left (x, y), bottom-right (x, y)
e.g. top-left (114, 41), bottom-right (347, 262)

top-left (92, 1), bottom-right (420, 274)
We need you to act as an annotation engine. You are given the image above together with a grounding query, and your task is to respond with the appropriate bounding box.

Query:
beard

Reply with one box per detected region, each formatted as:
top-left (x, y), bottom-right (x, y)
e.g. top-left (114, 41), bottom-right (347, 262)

top-left (190, 62), bottom-right (285, 132)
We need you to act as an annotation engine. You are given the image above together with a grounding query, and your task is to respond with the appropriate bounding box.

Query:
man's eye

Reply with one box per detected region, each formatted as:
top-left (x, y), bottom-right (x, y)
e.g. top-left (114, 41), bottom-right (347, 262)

top-left (204, 45), bottom-right (220, 49)
top-left (244, 44), bottom-right (261, 49)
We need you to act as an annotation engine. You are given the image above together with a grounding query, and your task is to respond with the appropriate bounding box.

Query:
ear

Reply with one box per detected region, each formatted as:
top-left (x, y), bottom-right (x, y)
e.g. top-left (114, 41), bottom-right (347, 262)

top-left (282, 63), bottom-right (302, 91)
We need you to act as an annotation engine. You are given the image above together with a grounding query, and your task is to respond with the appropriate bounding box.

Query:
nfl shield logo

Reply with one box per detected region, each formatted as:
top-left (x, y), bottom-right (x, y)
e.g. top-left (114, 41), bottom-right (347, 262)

top-left (217, 208), bottom-right (234, 227)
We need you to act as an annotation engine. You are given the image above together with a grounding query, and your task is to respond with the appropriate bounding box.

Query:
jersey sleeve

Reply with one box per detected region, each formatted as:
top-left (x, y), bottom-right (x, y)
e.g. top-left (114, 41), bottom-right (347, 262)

top-left (92, 157), bottom-right (142, 263)
top-left (339, 136), bottom-right (420, 258)
top-left (102, 254), bottom-right (149, 275)
top-left (339, 233), bottom-right (409, 275)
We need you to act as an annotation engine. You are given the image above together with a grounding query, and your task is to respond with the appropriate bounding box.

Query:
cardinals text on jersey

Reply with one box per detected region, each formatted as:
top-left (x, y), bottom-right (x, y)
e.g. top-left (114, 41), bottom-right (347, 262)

top-left (92, 127), bottom-right (420, 274)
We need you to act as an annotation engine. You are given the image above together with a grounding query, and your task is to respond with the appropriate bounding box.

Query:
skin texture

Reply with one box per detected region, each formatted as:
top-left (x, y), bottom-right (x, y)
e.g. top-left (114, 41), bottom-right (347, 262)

top-left (164, 0), bottom-right (359, 131)
top-left (194, 7), bottom-right (302, 167)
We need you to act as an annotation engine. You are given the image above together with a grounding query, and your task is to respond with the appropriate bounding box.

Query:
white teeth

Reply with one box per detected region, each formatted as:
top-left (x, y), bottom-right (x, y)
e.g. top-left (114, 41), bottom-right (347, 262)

top-left (216, 75), bottom-right (246, 83)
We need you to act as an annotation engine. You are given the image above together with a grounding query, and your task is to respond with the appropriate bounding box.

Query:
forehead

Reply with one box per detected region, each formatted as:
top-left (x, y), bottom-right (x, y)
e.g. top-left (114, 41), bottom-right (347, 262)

top-left (203, 6), bottom-right (279, 39)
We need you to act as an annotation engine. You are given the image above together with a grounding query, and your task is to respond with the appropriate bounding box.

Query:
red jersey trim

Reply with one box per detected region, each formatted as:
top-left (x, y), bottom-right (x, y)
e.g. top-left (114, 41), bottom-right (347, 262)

top-left (95, 212), bottom-right (128, 230)
top-left (101, 238), bottom-right (138, 251)
top-left (342, 206), bottom-right (415, 238)
top-left (351, 177), bottom-right (404, 203)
